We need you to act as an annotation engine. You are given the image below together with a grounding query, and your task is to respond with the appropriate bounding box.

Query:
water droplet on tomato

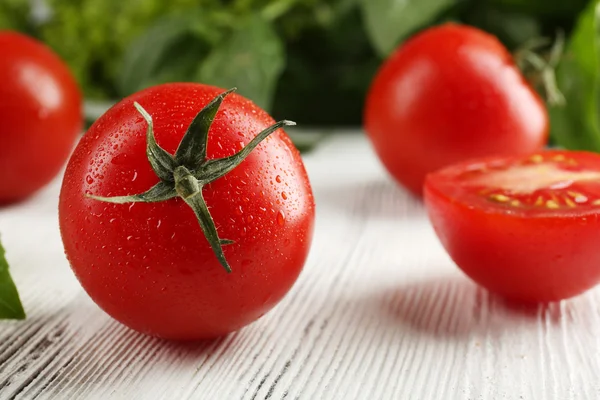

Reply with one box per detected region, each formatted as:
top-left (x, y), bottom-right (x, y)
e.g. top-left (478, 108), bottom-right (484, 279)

top-left (281, 192), bottom-right (287, 200)
top-left (132, 171), bottom-right (138, 182)
top-left (111, 153), bottom-right (128, 165)
top-left (275, 175), bottom-right (282, 183)
top-left (236, 205), bottom-right (244, 216)
top-left (85, 175), bottom-right (94, 184)
top-left (277, 210), bottom-right (285, 226)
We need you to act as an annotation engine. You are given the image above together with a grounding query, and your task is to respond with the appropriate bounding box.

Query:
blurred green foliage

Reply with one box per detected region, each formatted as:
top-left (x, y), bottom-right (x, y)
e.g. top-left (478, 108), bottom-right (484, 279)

top-left (549, 0), bottom-right (600, 151)
top-left (0, 0), bottom-right (596, 141)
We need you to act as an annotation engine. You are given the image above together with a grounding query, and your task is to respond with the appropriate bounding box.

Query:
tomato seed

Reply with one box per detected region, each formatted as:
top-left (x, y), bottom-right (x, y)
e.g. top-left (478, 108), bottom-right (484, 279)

top-left (564, 198), bottom-right (576, 208)
top-left (529, 154), bottom-right (543, 163)
top-left (489, 194), bottom-right (510, 202)
top-left (534, 196), bottom-right (544, 206)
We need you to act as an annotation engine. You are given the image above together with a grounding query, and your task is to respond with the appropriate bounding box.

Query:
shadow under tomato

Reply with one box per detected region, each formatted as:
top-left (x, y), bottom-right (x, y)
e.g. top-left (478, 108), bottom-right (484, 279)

top-left (314, 178), bottom-right (424, 220)
top-left (10, 292), bottom-right (241, 397)
top-left (353, 274), bottom-right (580, 341)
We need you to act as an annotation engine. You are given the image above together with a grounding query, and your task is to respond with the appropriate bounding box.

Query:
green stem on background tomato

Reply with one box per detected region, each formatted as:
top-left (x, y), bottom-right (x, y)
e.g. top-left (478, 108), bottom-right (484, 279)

top-left (514, 31), bottom-right (566, 107)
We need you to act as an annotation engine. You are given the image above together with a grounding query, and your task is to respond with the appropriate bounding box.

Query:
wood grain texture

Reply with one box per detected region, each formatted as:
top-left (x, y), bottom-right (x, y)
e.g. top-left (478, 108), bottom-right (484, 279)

top-left (0, 134), bottom-right (599, 399)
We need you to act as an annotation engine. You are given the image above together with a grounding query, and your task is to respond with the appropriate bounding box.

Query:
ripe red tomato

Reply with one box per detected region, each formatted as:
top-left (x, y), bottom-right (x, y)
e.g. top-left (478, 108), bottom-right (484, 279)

top-left (59, 83), bottom-right (315, 340)
top-left (364, 23), bottom-right (548, 196)
top-left (424, 150), bottom-right (600, 302)
top-left (0, 31), bottom-right (82, 203)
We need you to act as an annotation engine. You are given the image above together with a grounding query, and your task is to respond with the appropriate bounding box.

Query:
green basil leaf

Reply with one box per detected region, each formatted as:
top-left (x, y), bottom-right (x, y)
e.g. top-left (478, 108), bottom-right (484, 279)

top-left (360, 0), bottom-right (454, 57)
top-left (0, 238), bottom-right (25, 320)
top-left (118, 12), bottom-right (218, 97)
top-left (489, 0), bottom-right (588, 18)
top-left (196, 16), bottom-right (285, 111)
top-left (0, 0), bottom-right (31, 32)
top-left (461, 5), bottom-right (540, 50)
top-left (549, 0), bottom-right (600, 151)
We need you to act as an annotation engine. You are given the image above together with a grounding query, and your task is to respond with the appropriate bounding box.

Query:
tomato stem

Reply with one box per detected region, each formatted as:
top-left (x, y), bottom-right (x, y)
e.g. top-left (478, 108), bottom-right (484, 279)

top-left (514, 31), bottom-right (566, 107)
top-left (87, 88), bottom-right (295, 273)
top-left (174, 166), bottom-right (201, 199)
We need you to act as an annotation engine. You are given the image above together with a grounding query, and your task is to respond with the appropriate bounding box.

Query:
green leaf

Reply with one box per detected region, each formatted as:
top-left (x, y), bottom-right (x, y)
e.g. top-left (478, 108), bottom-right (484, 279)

top-left (0, 0), bottom-right (32, 33)
top-left (271, 6), bottom-right (379, 126)
top-left (196, 16), bottom-right (285, 111)
top-left (549, 0), bottom-right (600, 151)
top-left (118, 12), bottom-right (217, 97)
top-left (0, 238), bottom-right (25, 320)
top-left (490, 0), bottom-right (588, 18)
top-left (360, 0), bottom-right (455, 56)
top-left (461, 4), bottom-right (540, 50)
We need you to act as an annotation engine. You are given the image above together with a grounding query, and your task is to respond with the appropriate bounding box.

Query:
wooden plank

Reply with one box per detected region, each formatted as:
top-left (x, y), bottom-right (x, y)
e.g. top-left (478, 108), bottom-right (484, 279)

top-left (0, 134), bottom-right (598, 399)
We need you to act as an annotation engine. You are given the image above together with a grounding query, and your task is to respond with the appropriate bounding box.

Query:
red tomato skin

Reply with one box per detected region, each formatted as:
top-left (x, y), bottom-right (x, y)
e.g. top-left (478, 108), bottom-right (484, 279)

top-left (364, 23), bottom-right (548, 196)
top-left (0, 31), bottom-right (82, 203)
top-left (59, 83), bottom-right (315, 340)
top-left (424, 158), bottom-right (600, 303)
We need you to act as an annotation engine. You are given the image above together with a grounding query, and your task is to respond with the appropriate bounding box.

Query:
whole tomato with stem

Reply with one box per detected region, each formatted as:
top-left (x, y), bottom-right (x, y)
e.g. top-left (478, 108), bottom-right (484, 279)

top-left (364, 23), bottom-right (548, 196)
top-left (0, 31), bottom-right (82, 203)
top-left (425, 150), bottom-right (600, 302)
top-left (59, 83), bottom-right (315, 340)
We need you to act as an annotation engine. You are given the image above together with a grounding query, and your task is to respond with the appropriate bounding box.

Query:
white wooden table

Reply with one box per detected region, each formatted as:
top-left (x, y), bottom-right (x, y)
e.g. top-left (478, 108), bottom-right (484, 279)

top-left (0, 133), bottom-right (599, 400)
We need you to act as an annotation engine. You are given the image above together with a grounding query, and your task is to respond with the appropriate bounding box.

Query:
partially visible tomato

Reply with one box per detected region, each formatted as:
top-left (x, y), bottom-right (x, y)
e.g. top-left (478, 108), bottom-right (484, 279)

top-left (425, 150), bottom-right (600, 302)
top-left (59, 83), bottom-right (315, 340)
top-left (364, 23), bottom-right (548, 197)
top-left (0, 31), bottom-right (82, 203)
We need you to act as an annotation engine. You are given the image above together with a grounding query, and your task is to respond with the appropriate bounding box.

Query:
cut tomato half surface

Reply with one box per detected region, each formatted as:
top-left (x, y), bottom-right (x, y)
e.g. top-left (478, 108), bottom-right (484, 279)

top-left (424, 151), bottom-right (600, 302)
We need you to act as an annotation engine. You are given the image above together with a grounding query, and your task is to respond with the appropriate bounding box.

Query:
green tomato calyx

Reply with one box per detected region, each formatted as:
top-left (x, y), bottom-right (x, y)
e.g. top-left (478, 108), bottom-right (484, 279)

top-left (87, 88), bottom-right (296, 273)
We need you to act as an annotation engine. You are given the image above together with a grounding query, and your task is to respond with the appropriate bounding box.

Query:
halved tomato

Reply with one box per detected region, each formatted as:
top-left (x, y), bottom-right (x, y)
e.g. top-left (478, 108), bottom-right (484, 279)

top-left (424, 150), bottom-right (600, 302)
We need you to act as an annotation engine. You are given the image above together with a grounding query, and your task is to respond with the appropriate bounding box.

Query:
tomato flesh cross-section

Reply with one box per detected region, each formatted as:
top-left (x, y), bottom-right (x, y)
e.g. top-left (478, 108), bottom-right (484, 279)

top-left (424, 151), bottom-right (600, 302)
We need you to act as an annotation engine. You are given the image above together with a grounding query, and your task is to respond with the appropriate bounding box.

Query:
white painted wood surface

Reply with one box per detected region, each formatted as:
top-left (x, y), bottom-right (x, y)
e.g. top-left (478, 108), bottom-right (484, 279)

top-left (1, 133), bottom-right (599, 400)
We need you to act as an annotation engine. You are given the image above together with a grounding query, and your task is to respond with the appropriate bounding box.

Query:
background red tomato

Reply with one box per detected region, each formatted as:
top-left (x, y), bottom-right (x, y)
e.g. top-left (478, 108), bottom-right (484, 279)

top-left (364, 23), bottom-right (548, 196)
top-left (59, 83), bottom-right (315, 340)
top-left (0, 31), bottom-right (82, 203)
top-left (425, 150), bottom-right (600, 302)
